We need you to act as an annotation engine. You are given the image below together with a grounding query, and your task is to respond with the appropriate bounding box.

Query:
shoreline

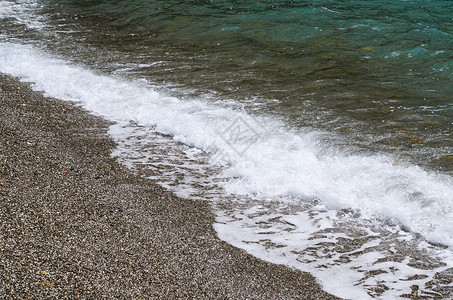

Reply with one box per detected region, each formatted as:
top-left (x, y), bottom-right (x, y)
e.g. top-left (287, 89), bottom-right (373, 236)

top-left (0, 73), bottom-right (339, 298)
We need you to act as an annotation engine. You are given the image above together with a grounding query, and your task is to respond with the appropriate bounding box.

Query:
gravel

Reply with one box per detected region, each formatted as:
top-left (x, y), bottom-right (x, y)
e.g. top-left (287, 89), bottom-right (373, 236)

top-left (0, 73), bottom-right (339, 299)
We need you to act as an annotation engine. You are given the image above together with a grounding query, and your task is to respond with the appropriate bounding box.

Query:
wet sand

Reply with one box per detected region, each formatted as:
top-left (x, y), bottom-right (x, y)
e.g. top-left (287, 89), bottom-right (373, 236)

top-left (0, 73), bottom-right (339, 299)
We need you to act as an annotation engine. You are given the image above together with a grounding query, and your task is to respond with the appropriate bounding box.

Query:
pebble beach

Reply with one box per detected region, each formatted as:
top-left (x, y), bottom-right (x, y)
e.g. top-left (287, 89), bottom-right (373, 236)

top-left (0, 73), bottom-right (339, 299)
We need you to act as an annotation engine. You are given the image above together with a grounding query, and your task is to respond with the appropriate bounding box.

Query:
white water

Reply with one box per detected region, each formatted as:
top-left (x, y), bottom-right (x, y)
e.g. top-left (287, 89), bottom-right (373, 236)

top-left (2, 2), bottom-right (453, 296)
top-left (2, 40), bottom-right (453, 298)
top-left (1, 42), bottom-right (451, 245)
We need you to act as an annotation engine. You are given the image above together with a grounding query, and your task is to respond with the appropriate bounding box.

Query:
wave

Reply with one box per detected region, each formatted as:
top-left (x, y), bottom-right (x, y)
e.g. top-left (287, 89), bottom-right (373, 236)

top-left (2, 40), bottom-right (453, 298)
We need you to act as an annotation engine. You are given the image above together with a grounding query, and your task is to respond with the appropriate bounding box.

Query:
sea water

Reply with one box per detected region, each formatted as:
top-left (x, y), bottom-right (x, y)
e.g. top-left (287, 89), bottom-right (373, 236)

top-left (1, 0), bottom-right (453, 298)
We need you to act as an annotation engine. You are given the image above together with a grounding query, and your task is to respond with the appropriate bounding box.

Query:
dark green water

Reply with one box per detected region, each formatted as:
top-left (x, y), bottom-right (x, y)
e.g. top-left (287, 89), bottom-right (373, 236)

top-left (2, 0), bottom-right (452, 172)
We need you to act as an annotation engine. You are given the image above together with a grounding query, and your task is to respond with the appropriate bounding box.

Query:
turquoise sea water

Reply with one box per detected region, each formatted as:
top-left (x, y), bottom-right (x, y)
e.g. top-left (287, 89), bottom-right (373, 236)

top-left (3, 0), bottom-right (452, 172)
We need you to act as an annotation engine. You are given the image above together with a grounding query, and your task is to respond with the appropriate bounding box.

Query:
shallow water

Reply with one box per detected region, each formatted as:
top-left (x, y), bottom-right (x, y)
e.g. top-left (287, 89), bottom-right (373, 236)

top-left (2, 0), bottom-right (452, 171)
top-left (1, 0), bottom-right (453, 298)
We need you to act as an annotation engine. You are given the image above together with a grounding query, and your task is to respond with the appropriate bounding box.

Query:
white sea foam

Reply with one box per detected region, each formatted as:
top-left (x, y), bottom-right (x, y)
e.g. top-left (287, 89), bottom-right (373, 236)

top-left (214, 201), bottom-right (453, 299)
top-left (1, 40), bottom-right (453, 298)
